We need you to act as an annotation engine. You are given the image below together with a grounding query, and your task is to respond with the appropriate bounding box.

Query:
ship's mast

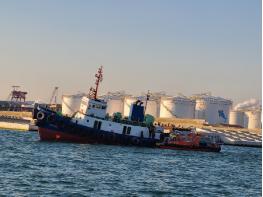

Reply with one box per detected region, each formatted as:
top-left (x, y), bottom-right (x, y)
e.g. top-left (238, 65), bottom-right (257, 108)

top-left (89, 66), bottom-right (103, 99)
top-left (144, 90), bottom-right (150, 116)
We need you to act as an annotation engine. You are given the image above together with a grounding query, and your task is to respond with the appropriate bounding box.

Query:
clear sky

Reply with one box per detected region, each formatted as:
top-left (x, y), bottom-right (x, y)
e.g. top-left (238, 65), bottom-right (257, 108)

top-left (0, 0), bottom-right (261, 104)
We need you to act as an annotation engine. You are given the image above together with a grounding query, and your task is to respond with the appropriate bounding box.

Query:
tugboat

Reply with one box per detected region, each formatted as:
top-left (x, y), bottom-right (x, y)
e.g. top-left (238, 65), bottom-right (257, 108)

top-left (33, 66), bottom-right (160, 147)
top-left (157, 129), bottom-right (222, 152)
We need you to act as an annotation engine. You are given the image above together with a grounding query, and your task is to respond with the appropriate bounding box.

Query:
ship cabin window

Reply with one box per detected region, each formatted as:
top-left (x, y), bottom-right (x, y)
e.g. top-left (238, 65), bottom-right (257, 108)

top-left (94, 120), bottom-right (102, 130)
top-left (122, 126), bottom-right (127, 134)
top-left (122, 126), bottom-right (131, 135)
top-left (127, 127), bottom-right (131, 135)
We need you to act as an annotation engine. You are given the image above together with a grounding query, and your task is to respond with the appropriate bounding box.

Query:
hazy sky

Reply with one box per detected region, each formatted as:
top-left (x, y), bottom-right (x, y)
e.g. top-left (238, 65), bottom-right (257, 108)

top-left (0, 0), bottom-right (261, 104)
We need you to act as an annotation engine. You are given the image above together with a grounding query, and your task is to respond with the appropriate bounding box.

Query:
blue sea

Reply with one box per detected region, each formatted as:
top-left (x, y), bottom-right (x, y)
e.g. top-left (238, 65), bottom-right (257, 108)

top-left (0, 130), bottom-right (261, 196)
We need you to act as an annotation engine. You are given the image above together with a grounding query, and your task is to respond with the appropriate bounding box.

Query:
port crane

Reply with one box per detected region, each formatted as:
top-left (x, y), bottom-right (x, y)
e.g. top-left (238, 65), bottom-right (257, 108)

top-left (49, 86), bottom-right (59, 105)
top-left (7, 86), bottom-right (28, 102)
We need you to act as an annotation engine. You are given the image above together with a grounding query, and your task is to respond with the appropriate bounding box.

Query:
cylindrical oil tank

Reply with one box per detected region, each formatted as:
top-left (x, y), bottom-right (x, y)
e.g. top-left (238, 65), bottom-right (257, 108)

top-left (229, 110), bottom-right (245, 127)
top-left (145, 99), bottom-right (159, 118)
top-left (217, 99), bottom-right (233, 124)
top-left (160, 97), bottom-right (196, 119)
top-left (245, 110), bottom-right (262, 129)
top-left (138, 95), bottom-right (160, 118)
top-left (100, 91), bottom-right (127, 116)
top-left (195, 99), bottom-right (206, 120)
top-left (123, 96), bottom-right (137, 117)
top-left (138, 92), bottom-right (166, 118)
top-left (62, 94), bottom-right (86, 116)
top-left (105, 97), bottom-right (124, 116)
top-left (195, 96), bottom-right (232, 124)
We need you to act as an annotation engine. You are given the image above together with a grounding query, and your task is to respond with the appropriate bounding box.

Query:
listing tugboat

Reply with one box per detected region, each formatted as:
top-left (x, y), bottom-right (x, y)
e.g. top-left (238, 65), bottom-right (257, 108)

top-left (33, 66), bottom-right (160, 147)
top-left (157, 129), bottom-right (222, 152)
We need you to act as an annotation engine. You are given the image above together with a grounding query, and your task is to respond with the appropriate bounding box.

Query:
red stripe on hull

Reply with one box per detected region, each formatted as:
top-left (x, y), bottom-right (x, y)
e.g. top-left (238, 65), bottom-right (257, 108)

top-left (38, 127), bottom-right (96, 143)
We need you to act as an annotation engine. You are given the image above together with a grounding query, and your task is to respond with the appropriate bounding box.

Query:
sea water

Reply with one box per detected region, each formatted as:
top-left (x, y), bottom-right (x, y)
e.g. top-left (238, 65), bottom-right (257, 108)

top-left (0, 130), bottom-right (261, 196)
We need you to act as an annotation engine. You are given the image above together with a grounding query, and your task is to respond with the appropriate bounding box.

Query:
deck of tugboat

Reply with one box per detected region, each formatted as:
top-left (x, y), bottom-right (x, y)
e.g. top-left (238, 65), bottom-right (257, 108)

top-left (74, 112), bottom-right (148, 127)
top-left (35, 106), bottom-right (150, 130)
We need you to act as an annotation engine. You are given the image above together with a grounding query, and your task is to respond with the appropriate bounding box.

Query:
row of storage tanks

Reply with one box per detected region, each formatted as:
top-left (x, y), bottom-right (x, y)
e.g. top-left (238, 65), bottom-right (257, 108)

top-left (229, 110), bottom-right (261, 130)
top-left (61, 92), bottom-right (261, 129)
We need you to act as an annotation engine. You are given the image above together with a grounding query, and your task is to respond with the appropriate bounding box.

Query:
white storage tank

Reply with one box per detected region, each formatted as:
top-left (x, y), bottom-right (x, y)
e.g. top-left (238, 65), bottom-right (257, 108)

top-left (217, 98), bottom-right (233, 124)
top-left (106, 98), bottom-right (124, 116)
top-left (245, 110), bottom-right (262, 129)
top-left (100, 91), bottom-right (126, 116)
top-left (194, 96), bottom-right (232, 124)
top-left (62, 93), bottom-right (86, 117)
top-left (138, 95), bottom-right (161, 118)
top-left (100, 91), bottom-right (127, 116)
top-left (139, 91), bottom-right (166, 118)
top-left (229, 110), bottom-right (245, 127)
top-left (160, 96), bottom-right (196, 119)
top-left (144, 99), bottom-right (159, 118)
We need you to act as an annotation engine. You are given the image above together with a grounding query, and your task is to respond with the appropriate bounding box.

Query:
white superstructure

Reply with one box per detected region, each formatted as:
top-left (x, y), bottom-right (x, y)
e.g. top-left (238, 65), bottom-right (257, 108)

top-left (159, 96), bottom-right (196, 119)
top-left (74, 98), bottom-right (152, 139)
top-left (62, 93), bottom-right (86, 117)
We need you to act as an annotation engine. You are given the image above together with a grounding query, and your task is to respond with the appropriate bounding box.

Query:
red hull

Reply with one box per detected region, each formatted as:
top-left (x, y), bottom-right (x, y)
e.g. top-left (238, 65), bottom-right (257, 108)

top-left (158, 145), bottom-right (221, 152)
top-left (38, 127), bottom-right (96, 144)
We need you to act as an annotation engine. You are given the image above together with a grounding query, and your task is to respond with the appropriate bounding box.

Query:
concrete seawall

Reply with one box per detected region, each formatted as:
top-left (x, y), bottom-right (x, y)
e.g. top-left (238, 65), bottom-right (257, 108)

top-left (0, 111), bottom-right (32, 118)
top-left (0, 112), bottom-right (36, 131)
top-left (0, 121), bottom-right (29, 131)
top-left (196, 128), bottom-right (262, 147)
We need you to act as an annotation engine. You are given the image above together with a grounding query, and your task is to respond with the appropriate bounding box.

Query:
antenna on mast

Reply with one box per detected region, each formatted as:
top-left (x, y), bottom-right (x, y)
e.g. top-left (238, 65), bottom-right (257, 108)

top-left (89, 66), bottom-right (103, 99)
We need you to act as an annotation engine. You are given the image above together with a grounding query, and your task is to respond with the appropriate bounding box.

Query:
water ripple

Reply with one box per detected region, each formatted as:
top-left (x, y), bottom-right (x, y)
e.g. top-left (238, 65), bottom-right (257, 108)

top-left (0, 130), bottom-right (261, 196)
